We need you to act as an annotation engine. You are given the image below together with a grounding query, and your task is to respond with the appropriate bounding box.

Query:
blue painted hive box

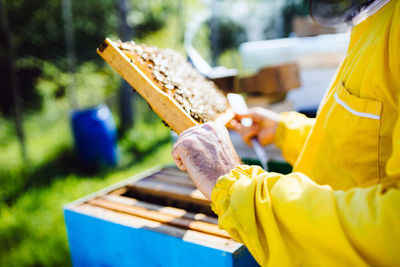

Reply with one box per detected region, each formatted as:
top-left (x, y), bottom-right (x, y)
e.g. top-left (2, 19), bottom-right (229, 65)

top-left (64, 166), bottom-right (259, 267)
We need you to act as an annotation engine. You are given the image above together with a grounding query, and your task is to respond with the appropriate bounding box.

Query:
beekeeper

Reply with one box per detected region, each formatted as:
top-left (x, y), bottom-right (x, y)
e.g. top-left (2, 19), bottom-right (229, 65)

top-left (173, 0), bottom-right (400, 266)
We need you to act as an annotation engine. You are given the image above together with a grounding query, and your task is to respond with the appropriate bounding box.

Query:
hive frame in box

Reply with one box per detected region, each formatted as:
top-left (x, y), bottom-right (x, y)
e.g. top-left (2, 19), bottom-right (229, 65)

top-left (97, 38), bottom-right (235, 134)
top-left (64, 165), bottom-right (259, 267)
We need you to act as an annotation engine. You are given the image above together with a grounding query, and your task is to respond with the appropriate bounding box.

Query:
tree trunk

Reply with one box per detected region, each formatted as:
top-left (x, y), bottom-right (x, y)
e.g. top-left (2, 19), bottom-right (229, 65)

top-left (177, 0), bottom-right (185, 43)
top-left (61, 0), bottom-right (78, 108)
top-left (209, 0), bottom-right (219, 66)
top-left (114, 0), bottom-right (134, 134)
top-left (0, 0), bottom-right (27, 161)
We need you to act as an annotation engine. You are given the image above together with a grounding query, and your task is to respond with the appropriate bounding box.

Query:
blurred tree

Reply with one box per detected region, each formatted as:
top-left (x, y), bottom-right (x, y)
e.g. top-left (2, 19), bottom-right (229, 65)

top-left (0, 0), bottom-right (27, 160)
top-left (209, 0), bottom-right (218, 66)
top-left (0, 0), bottom-right (181, 118)
top-left (0, 0), bottom-right (116, 116)
top-left (61, 0), bottom-right (78, 108)
top-left (128, 0), bottom-right (174, 39)
top-left (208, 16), bottom-right (247, 65)
top-left (177, 0), bottom-right (185, 43)
top-left (114, 0), bottom-right (179, 134)
top-left (115, 0), bottom-right (134, 134)
top-left (282, 0), bottom-right (310, 36)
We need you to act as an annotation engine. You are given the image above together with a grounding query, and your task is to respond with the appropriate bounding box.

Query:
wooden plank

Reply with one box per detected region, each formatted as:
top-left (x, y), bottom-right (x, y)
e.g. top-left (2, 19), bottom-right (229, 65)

top-left (67, 204), bottom-right (243, 252)
top-left (214, 107), bottom-right (235, 126)
top-left (109, 187), bottom-right (128, 195)
top-left (210, 75), bottom-right (235, 93)
top-left (127, 178), bottom-right (210, 207)
top-left (87, 198), bottom-right (230, 239)
top-left (102, 194), bottom-right (218, 225)
top-left (76, 204), bottom-right (237, 249)
top-left (159, 167), bottom-right (192, 179)
top-left (97, 39), bottom-right (234, 134)
top-left (150, 173), bottom-right (196, 188)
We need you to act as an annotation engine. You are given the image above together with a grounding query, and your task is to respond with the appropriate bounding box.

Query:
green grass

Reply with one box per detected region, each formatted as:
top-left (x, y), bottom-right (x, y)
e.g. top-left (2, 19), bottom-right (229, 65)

top-left (0, 141), bottom-right (173, 267)
top-left (0, 88), bottom-right (174, 267)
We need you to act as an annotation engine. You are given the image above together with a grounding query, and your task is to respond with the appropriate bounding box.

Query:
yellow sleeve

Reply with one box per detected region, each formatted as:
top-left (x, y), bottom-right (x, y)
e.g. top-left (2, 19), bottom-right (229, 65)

top-left (274, 112), bottom-right (315, 165)
top-left (211, 165), bottom-right (400, 266)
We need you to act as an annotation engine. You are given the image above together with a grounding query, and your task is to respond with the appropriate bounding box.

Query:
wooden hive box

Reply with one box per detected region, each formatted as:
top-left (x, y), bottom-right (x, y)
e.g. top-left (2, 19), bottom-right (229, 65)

top-left (237, 63), bottom-right (301, 96)
top-left (64, 166), bottom-right (259, 267)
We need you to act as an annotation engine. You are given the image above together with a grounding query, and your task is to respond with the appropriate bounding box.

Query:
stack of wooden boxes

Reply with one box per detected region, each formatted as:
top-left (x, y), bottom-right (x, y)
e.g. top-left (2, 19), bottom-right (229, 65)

top-left (210, 62), bottom-right (301, 108)
top-left (237, 63), bottom-right (301, 106)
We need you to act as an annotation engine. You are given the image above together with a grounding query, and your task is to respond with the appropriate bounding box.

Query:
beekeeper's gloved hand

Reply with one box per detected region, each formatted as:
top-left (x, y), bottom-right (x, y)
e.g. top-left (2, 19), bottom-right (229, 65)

top-left (230, 107), bottom-right (279, 147)
top-left (172, 122), bottom-right (241, 200)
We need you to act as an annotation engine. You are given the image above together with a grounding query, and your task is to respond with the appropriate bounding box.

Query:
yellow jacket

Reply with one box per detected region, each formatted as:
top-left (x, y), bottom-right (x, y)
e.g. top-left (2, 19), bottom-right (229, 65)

top-left (211, 1), bottom-right (400, 266)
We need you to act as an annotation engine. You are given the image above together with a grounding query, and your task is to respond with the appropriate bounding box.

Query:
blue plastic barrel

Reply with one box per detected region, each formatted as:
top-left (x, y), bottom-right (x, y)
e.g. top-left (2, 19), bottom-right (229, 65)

top-left (71, 105), bottom-right (119, 166)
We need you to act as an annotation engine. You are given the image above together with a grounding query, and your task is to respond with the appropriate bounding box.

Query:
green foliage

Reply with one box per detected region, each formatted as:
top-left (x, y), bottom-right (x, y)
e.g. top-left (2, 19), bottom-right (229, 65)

top-left (0, 142), bottom-right (173, 267)
top-left (0, 0), bottom-right (117, 115)
top-left (0, 89), bottom-right (174, 266)
top-left (218, 48), bottom-right (243, 70)
top-left (191, 22), bottom-right (213, 65)
top-left (139, 14), bottom-right (185, 53)
top-left (284, 0), bottom-right (310, 16)
top-left (36, 61), bottom-right (121, 109)
top-left (283, 0), bottom-right (310, 36)
top-left (0, 45), bottom-right (174, 266)
top-left (129, 0), bottom-right (176, 39)
top-left (0, 61), bottom-right (123, 203)
top-left (4, 0), bottom-right (116, 63)
top-left (209, 17), bottom-right (247, 55)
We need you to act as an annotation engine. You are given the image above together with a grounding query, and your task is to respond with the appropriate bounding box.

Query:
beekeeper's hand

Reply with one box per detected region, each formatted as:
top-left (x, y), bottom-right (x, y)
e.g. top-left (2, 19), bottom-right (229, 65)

top-left (230, 107), bottom-right (279, 147)
top-left (172, 122), bottom-right (241, 200)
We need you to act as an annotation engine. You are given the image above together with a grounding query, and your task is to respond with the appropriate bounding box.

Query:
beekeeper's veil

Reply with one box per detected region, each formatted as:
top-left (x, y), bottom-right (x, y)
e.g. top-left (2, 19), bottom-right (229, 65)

top-left (310, 0), bottom-right (391, 27)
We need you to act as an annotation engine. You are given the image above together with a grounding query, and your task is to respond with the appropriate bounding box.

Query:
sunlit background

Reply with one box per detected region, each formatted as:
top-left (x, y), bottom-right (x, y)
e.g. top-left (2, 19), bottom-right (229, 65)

top-left (0, 0), bottom-right (348, 266)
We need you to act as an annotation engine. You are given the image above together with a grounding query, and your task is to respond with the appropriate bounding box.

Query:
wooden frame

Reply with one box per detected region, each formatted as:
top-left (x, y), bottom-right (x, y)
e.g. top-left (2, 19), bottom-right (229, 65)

top-left (77, 166), bottom-right (222, 236)
top-left (97, 38), bottom-right (235, 134)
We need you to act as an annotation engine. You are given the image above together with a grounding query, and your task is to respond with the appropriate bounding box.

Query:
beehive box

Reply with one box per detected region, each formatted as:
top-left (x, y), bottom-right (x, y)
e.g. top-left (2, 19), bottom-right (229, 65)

top-left (237, 63), bottom-right (301, 96)
top-left (64, 166), bottom-right (259, 267)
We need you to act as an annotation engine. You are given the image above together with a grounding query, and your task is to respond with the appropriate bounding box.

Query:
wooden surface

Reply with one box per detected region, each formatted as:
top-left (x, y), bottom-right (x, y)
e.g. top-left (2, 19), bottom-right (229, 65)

top-left (84, 166), bottom-right (220, 236)
top-left (102, 194), bottom-right (218, 225)
top-left (126, 176), bottom-right (210, 206)
top-left (237, 63), bottom-right (301, 96)
top-left (97, 39), bottom-right (234, 134)
top-left (87, 197), bottom-right (230, 238)
top-left (211, 75), bottom-right (235, 93)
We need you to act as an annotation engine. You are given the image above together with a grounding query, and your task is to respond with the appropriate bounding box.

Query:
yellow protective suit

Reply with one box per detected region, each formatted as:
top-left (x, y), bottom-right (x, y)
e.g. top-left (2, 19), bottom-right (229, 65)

top-left (211, 1), bottom-right (400, 266)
